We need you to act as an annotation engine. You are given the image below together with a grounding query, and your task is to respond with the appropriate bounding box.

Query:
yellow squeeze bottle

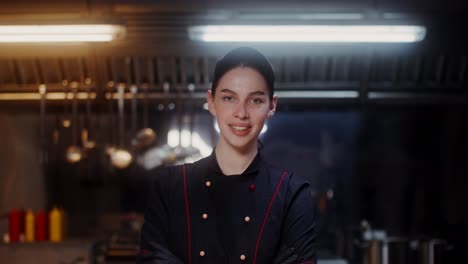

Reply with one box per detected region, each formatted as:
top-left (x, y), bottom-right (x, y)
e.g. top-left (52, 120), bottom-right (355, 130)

top-left (25, 209), bottom-right (35, 242)
top-left (49, 207), bottom-right (62, 242)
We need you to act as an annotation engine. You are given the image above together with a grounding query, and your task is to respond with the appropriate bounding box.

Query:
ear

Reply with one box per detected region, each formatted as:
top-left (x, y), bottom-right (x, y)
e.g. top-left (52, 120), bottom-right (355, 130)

top-left (267, 95), bottom-right (278, 119)
top-left (207, 89), bottom-right (217, 117)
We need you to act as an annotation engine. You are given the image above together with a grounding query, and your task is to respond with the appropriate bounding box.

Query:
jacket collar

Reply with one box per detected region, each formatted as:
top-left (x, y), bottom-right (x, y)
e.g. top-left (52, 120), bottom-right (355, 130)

top-left (207, 148), bottom-right (261, 176)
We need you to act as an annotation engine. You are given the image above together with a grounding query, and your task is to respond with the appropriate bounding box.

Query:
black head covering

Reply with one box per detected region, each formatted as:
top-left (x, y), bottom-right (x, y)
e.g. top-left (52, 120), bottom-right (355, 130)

top-left (211, 47), bottom-right (275, 99)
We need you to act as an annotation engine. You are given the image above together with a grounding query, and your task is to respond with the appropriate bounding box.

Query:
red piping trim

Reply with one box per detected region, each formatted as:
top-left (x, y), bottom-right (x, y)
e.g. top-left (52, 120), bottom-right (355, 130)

top-left (139, 249), bottom-right (151, 254)
top-left (253, 170), bottom-right (288, 264)
top-left (183, 165), bottom-right (192, 264)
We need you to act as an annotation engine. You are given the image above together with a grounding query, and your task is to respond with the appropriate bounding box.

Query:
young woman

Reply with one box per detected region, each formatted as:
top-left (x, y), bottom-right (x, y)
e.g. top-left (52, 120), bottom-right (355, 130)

top-left (138, 47), bottom-right (317, 264)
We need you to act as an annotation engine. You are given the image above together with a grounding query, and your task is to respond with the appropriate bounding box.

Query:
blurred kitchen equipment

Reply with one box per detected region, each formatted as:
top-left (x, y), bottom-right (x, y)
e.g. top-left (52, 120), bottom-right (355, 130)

top-left (104, 58), bottom-right (118, 159)
top-left (419, 239), bottom-right (449, 264)
top-left (133, 84), bottom-right (157, 151)
top-left (38, 83), bottom-right (48, 165)
top-left (58, 59), bottom-right (71, 129)
top-left (130, 84), bottom-right (138, 148)
top-left (170, 84), bottom-right (186, 163)
top-left (110, 83), bottom-right (132, 169)
top-left (65, 81), bottom-right (82, 164)
top-left (132, 58), bottom-right (157, 152)
top-left (79, 58), bottom-right (96, 150)
top-left (136, 82), bottom-right (171, 170)
top-left (181, 83), bottom-right (201, 163)
top-left (34, 58), bottom-right (49, 165)
top-left (355, 220), bottom-right (449, 264)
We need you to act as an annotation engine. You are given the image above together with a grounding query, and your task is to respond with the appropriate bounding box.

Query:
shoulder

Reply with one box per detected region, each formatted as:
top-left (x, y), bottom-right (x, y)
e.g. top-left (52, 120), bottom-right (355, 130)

top-left (260, 160), bottom-right (314, 215)
top-left (146, 164), bottom-right (183, 190)
top-left (186, 154), bottom-right (211, 171)
top-left (150, 156), bottom-right (210, 186)
top-left (262, 159), bottom-right (310, 190)
top-left (261, 159), bottom-right (311, 206)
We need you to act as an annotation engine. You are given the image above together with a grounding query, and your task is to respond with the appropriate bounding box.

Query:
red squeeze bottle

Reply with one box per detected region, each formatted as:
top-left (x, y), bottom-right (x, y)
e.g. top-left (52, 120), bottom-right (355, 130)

top-left (35, 210), bottom-right (47, 241)
top-left (8, 208), bottom-right (21, 242)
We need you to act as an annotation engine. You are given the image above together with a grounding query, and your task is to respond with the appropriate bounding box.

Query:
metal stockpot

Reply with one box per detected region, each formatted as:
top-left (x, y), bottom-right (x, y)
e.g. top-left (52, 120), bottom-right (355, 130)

top-left (364, 237), bottom-right (447, 264)
top-left (419, 239), bottom-right (447, 264)
top-left (364, 237), bottom-right (414, 264)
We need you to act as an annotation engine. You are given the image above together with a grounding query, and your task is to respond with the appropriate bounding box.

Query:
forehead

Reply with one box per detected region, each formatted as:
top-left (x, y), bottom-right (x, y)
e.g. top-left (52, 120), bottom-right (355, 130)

top-left (216, 67), bottom-right (269, 95)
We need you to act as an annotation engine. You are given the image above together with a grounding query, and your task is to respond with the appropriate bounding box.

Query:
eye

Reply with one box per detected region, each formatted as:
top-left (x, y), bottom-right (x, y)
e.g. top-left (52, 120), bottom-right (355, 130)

top-left (222, 96), bottom-right (234, 102)
top-left (251, 98), bottom-right (264, 104)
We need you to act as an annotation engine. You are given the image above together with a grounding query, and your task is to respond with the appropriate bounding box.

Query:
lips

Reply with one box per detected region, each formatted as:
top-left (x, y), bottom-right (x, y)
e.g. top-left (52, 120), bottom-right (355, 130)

top-left (229, 124), bottom-right (251, 136)
top-left (231, 126), bottom-right (248, 131)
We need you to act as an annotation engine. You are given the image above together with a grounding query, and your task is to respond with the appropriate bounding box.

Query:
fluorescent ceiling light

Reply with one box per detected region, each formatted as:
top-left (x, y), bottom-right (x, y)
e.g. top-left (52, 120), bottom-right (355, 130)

top-left (0, 25), bottom-right (125, 43)
top-left (188, 25), bottom-right (426, 43)
top-left (276, 91), bottom-right (359, 98)
top-left (0, 92), bottom-right (96, 100)
top-left (237, 13), bottom-right (363, 20)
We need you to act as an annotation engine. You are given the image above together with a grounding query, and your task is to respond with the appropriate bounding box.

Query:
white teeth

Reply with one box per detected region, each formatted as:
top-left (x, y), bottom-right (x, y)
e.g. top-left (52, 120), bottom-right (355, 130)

top-left (231, 126), bottom-right (248, 131)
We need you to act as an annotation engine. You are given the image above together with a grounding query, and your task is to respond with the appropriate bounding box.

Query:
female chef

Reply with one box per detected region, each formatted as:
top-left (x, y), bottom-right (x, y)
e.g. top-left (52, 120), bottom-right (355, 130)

top-left (138, 47), bottom-right (317, 264)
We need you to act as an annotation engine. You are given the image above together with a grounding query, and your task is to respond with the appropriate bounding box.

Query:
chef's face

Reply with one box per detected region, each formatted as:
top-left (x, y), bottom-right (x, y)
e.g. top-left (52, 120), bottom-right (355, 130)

top-left (207, 66), bottom-right (277, 151)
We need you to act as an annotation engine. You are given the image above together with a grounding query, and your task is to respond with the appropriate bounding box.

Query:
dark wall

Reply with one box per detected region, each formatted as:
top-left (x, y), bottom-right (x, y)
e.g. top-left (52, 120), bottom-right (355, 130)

top-left (354, 105), bottom-right (468, 261)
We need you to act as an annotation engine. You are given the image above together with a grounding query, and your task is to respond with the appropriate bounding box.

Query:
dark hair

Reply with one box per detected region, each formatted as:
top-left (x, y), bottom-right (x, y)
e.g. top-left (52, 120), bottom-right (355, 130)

top-left (211, 47), bottom-right (275, 100)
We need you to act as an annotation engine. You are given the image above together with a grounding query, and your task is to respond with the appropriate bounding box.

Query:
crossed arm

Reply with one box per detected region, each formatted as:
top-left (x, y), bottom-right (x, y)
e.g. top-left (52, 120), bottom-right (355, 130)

top-left (137, 174), bottom-right (317, 264)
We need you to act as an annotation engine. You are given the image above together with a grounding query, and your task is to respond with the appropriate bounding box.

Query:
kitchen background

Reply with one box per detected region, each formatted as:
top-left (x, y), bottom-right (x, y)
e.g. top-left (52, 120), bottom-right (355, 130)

top-left (1, 0), bottom-right (467, 263)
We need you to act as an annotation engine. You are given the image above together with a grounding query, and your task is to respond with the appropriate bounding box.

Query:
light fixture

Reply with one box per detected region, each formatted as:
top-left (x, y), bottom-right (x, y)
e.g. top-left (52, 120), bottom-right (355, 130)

top-left (0, 92), bottom-right (96, 100)
top-left (188, 25), bottom-right (426, 43)
top-left (0, 24), bottom-right (125, 43)
top-left (275, 91), bottom-right (359, 98)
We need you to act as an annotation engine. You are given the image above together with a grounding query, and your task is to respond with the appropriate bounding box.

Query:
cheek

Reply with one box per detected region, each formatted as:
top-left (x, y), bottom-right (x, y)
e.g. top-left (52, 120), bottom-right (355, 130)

top-left (252, 110), bottom-right (269, 122)
top-left (213, 107), bottom-right (232, 122)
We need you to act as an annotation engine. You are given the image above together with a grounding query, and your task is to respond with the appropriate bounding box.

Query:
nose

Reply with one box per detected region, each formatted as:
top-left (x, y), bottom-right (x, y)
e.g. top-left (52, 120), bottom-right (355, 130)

top-left (234, 103), bottom-right (249, 119)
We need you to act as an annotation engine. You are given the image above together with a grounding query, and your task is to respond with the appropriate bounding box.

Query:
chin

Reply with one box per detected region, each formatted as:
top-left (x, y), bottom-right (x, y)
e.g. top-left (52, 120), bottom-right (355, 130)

top-left (226, 136), bottom-right (258, 151)
top-left (219, 125), bottom-right (261, 149)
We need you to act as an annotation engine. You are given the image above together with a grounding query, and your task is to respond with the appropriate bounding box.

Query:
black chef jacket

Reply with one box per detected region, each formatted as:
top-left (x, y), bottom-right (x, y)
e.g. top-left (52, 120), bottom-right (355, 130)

top-left (138, 150), bottom-right (317, 264)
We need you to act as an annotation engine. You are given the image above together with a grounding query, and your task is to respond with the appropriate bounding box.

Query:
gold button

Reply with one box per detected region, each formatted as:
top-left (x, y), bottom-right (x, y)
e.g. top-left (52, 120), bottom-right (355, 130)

top-left (205, 181), bottom-right (212, 188)
top-left (240, 254), bottom-right (246, 261)
top-left (244, 216), bottom-right (251, 223)
top-left (200, 251), bottom-right (206, 257)
top-left (202, 213), bottom-right (208, 219)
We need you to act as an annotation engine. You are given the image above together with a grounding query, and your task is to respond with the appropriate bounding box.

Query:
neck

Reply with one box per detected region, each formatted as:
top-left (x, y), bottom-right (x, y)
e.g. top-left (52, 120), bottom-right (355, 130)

top-left (215, 140), bottom-right (258, 176)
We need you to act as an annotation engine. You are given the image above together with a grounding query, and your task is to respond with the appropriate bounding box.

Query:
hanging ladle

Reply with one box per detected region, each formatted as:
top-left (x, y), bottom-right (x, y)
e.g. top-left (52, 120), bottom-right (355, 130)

top-left (110, 83), bottom-right (133, 169)
top-left (58, 59), bottom-right (71, 128)
top-left (130, 57), bottom-right (156, 151)
top-left (65, 81), bottom-right (82, 164)
top-left (79, 58), bottom-right (95, 150)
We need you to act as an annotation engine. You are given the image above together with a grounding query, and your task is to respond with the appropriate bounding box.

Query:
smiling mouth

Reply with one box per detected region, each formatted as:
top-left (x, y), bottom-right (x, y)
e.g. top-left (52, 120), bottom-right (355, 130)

top-left (231, 125), bottom-right (249, 131)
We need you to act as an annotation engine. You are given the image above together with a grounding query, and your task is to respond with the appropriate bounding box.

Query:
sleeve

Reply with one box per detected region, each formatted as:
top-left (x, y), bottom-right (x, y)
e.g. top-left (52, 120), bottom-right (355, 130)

top-left (137, 168), bottom-right (184, 264)
top-left (281, 174), bottom-right (318, 264)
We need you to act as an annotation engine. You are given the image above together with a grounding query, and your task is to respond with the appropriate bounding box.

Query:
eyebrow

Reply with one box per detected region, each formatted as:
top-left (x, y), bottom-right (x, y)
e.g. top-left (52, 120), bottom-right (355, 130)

top-left (219, 88), bottom-right (266, 96)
